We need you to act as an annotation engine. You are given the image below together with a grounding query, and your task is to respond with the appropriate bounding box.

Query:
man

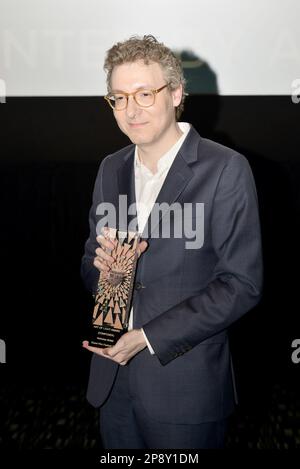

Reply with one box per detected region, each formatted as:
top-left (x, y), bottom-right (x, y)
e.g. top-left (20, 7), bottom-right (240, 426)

top-left (81, 35), bottom-right (263, 449)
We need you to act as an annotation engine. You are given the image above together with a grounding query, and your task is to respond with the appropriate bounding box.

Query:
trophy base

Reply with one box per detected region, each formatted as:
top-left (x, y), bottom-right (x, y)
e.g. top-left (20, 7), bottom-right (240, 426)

top-left (89, 324), bottom-right (127, 348)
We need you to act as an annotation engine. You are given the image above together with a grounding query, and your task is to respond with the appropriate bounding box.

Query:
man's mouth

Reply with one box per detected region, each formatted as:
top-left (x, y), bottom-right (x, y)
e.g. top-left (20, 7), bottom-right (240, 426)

top-left (128, 122), bottom-right (148, 128)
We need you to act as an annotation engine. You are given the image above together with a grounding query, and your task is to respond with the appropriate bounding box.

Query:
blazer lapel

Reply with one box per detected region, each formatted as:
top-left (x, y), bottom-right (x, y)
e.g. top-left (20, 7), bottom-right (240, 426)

top-left (141, 156), bottom-right (194, 240)
top-left (117, 148), bottom-right (138, 232)
top-left (116, 126), bottom-right (201, 239)
top-left (141, 126), bottom-right (200, 240)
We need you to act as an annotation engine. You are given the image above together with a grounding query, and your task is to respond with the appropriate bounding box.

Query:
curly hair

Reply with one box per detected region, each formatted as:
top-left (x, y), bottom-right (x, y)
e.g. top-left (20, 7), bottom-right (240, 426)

top-left (104, 35), bottom-right (186, 119)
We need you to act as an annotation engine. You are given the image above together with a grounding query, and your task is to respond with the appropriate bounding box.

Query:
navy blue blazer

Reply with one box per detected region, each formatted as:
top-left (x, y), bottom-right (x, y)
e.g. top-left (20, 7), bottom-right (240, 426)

top-left (81, 126), bottom-right (263, 424)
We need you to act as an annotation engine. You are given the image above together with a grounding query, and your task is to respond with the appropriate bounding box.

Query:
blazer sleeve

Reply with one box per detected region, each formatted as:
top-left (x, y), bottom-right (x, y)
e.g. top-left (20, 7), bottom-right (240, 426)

top-left (143, 153), bottom-right (263, 366)
top-left (80, 157), bottom-right (107, 295)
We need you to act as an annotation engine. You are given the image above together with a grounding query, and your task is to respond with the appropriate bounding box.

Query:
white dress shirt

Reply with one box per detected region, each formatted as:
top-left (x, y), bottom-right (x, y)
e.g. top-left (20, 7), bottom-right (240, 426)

top-left (128, 122), bottom-right (191, 354)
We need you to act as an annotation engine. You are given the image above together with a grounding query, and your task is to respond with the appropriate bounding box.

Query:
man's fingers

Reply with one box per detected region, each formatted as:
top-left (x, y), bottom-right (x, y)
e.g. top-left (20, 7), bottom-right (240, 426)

top-left (96, 236), bottom-right (146, 260)
top-left (102, 344), bottom-right (120, 358)
top-left (82, 341), bottom-right (107, 356)
top-left (95, 246), bottom-right (114, 263)
top-left (104, 349), bottom-right (129, 365)
top-left (94, 237), bottom-right (116, 272)
top-left (96, 234), bottom-right (115, 251)
top-left (137, 240), bottom-right (148, 258)
top-left (93, 257), bottom-right (110, 272)
top-left (101, 341), bottom-right (130, 361)
top-left (82, 341), bottom-right (122, 363)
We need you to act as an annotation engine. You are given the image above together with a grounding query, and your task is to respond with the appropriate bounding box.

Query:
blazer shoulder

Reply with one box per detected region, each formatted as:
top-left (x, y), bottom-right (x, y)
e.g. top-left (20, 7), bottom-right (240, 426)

top-left (196, 138), bottom-right (255, 199)
top-left (101, 143), bottom-right (135, 171)
top-left (198, 137), bottom-right (248, 168)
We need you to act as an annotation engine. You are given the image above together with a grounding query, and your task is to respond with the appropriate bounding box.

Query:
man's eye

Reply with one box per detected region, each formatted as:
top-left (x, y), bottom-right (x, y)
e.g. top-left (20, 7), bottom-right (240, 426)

top-left (115, 96), bottom-right (125, 101)
top-left (140, 91), bottom-right (151, 97)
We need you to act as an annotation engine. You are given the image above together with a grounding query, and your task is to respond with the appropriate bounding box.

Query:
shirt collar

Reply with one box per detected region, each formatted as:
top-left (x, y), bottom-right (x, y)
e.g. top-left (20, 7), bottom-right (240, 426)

top-left (134, 122), bottom-right (191, 174)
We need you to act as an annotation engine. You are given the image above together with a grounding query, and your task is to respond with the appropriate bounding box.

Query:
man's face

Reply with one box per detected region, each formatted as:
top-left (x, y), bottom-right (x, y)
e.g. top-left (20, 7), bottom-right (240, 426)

top-left (110, 60), bottom-right (182, 148)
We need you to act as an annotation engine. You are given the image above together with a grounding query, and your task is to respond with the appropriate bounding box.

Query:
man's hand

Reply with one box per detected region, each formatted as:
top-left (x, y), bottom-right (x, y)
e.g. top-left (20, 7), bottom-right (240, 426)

top-left (82, 329), bottom-right (147, 365)
top-left (93, 228), bottom-right (148, 273)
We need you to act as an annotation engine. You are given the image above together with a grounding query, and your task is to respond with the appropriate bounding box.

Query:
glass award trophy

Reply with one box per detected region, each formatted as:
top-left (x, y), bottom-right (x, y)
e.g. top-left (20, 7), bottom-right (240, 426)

top-left (89, 228), bottom-right (141, 348)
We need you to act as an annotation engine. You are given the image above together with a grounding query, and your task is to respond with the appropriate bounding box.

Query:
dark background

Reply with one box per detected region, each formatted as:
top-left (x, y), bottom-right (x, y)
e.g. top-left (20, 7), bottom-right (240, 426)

top-left (0, 95), bottom-right (300, 447)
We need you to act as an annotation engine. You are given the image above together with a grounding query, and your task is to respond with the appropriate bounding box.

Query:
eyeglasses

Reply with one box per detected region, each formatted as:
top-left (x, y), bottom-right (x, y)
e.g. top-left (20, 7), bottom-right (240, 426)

top-left (104, 83), bottom-right (170, 110)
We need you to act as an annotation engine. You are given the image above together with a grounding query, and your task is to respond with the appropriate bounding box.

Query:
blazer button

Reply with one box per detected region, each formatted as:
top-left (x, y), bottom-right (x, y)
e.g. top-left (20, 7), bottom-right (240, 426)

top-left (135, 282), bottom-right (145, 290)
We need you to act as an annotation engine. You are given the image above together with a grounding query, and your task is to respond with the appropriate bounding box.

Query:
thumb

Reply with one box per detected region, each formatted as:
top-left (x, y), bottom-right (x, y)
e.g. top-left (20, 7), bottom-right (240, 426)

top-left (137, 240), bottom-right (148, 258)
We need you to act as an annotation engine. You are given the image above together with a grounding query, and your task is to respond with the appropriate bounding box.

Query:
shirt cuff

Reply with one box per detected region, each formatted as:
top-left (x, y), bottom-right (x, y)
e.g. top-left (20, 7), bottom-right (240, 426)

top-left (141, 328), bottom-right (155, 355)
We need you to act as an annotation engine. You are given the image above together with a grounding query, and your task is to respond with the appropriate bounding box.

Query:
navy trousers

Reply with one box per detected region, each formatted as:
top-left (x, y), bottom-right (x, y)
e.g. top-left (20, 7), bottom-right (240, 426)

top-left (99, 364), bottom-right (227, 449)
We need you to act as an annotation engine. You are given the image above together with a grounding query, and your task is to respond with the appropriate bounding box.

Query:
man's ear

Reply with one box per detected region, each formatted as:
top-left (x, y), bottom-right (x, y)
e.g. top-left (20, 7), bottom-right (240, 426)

top-left (172, 84), bottom-right (183, 108)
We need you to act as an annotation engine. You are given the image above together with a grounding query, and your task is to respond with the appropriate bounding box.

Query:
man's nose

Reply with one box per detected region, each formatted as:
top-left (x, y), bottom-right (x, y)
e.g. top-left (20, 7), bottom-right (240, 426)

top-left (126, 95), bottom-right (140, 118)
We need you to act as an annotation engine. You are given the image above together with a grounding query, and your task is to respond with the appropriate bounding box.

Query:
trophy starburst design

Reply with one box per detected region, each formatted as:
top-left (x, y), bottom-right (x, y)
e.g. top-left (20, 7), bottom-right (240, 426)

top-left (90, 229), bottom-right (140, 347)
